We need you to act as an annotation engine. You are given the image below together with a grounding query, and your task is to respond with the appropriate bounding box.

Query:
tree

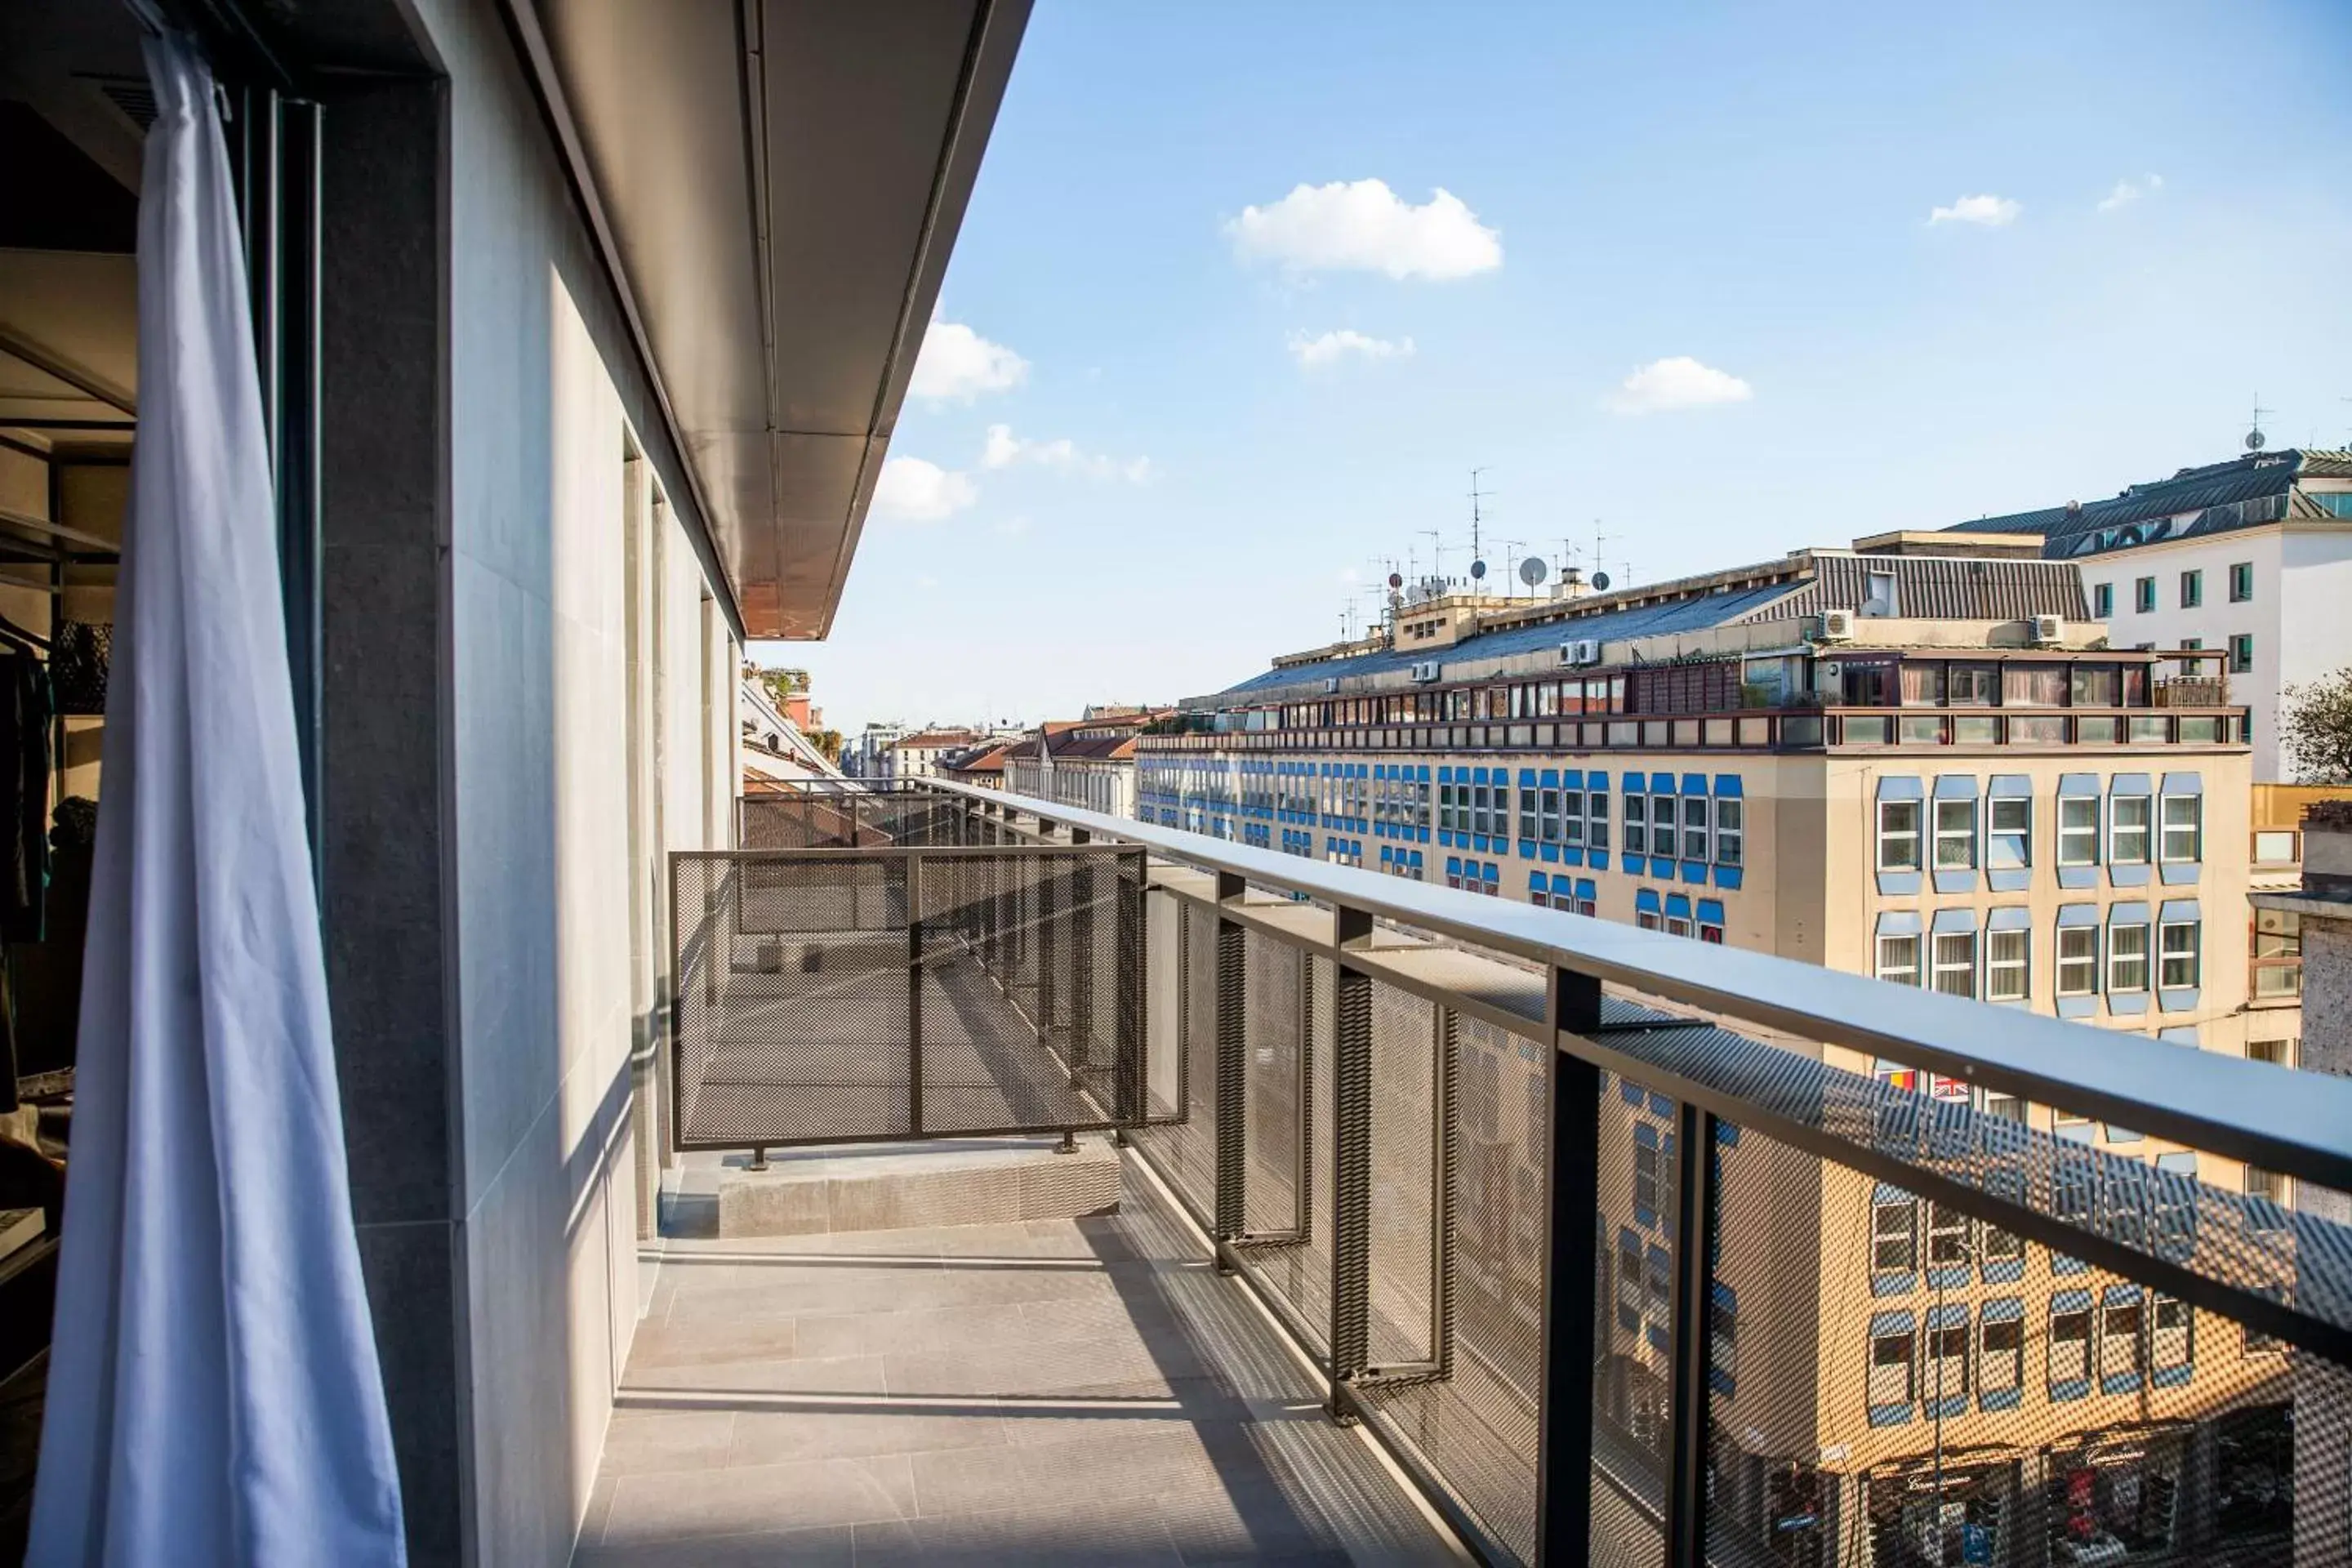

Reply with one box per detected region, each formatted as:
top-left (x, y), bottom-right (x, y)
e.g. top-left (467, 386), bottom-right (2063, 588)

top-left (2281, 667), bottom-right (2352, 784)
top-left (810, 728), bottom-right (844, 765)
top-left (755, 666), bottom-right (810, 709)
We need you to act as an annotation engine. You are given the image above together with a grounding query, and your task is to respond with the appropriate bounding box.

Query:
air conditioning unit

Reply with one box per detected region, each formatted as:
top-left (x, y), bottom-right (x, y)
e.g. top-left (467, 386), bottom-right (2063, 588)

top-left (1411, 661), bottom-right (1442, 684)
top-left (1322, 676), bottom-right (1340, 693)
top-left (1558, 639), bottom-right (1602, 666)
top-left (1818, 609), bottom-right (1855, 643)
top-left (2032, 613), bottom-right (2065, 647)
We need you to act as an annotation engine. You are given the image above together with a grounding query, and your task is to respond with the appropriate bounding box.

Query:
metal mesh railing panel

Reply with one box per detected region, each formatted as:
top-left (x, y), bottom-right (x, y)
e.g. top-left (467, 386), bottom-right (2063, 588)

top-left (1592, 1018), bottom-right (2352, 1341)
top-left (1246, 955), bottom-right (1338, 1351)
top-left (1244, 930), bottom-right (1306, 1236)
top-left (669, 843), bottom-right (1145, 1149)
top-left (1367, 981), bottom-right (1438, 1367)
top-left (1703, 1114), bottom-right (2328, 1568)
top-left (1134, 902), bottom-right (1222, 1220)
top-left (673, 853), bottom-right (910, 1147)
top-left (1352, 1009), bottom-right (1556, 1566)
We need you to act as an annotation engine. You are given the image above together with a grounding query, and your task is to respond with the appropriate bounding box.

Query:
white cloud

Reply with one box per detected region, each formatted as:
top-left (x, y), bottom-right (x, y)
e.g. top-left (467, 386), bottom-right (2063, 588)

top-left (1928, 193), bottom-right (2021, 227)
top-left (908, 319), bottom-right (1029, 402)
top-left (980, 424), bottom-right (1153, 483)
top-left (992, 514), bottom-right (1032, 539)
top-left (872, 456), bottom-right (978, 522)
top-left (1606, 357), bottom-right (1754, 416)
top-left (1226, 179), bottom-right (1501, 281)
top-left (1287, 329), bottom-right (1416, 369)
top-left (2097, 173), bottom-right (2163, 214)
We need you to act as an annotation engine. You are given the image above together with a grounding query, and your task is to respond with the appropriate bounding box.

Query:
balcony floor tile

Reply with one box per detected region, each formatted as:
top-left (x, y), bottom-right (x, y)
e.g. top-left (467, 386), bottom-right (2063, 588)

top-left (576, 1164), bottom-right (1462, 1566)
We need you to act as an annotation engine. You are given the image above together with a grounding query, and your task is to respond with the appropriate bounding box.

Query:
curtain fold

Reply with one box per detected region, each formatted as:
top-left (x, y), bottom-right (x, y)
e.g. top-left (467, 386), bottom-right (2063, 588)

top-left (28, 22), bottom-right (406, 1567)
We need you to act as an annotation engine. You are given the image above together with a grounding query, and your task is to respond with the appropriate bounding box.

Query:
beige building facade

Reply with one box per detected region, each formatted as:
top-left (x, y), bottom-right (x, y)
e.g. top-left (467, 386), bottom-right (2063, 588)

top-left (1141, 537), bottom-right (2296, 1563)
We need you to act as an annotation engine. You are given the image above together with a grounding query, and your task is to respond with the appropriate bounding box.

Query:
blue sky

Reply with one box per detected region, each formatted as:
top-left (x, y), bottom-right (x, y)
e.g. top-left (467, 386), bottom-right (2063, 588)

top-left (763, 0), bottom-right (2352, 737)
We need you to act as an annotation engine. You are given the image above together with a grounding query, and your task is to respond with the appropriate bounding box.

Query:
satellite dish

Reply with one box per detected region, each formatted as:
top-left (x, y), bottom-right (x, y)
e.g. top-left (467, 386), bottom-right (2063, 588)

top-left (1470, 559), bottom-right (1488, 581)
top-left (1592, 570), bottom-right (1612, 591)
top-left (1387, 572), bottom-right (1404, 590)
top-left (1517, 555), bottom-right (1548, 586)
top-left (2246, 428), bottom-right (2266, 452)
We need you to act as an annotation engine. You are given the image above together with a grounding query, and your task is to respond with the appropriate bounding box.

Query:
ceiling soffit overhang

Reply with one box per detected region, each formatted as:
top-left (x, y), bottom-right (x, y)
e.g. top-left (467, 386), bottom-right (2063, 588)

top-left (514, 0), bottom-right (1029, 641)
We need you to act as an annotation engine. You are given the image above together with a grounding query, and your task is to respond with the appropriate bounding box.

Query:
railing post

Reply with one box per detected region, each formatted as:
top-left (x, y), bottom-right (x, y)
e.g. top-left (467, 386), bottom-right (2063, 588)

top-left (1665, 1099), bottom-right (1721, 1568)
top-left (1114, 850), bottom-right (1143, 1134)
top-left (1327, 903), bottom-right (1374, 1422)
top-left (907, 853), bottom-right (924, 1138)
top-left (1071, 834), bottom-right (1095, 1093)
top-left (1214, 871), bottom-right (1250, 1258)
top-left (1038, 848), bottom-right (1060, 1045)
top-left (1535, 965), bottom-right (1602, 1564)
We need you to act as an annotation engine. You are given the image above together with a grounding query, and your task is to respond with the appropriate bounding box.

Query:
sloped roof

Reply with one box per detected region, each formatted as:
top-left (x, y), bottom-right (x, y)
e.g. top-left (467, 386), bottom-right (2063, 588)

top-left (1945, 448), bottom-right (2350, 560)
top-left (1206, 580), bottom-right (1799, 704)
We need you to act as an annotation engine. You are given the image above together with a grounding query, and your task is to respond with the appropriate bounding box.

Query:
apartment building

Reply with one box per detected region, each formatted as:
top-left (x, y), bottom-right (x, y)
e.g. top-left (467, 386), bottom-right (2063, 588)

top-left (878, 728), bottom-right (982, 782)
top-left (1004, 710), bottom-right (1165, 817)
top-left (1141, 534), bottom-right (2293, 1563)
top-left (1945, 445), bottom-right (2352, 784)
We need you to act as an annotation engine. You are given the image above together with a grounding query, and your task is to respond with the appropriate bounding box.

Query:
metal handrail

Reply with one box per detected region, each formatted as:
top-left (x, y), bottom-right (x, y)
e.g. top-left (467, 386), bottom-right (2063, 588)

top-left (924, 779), bottom-right (2352, 1196)
top-left (735, 783), bottom-right (2348, 1566)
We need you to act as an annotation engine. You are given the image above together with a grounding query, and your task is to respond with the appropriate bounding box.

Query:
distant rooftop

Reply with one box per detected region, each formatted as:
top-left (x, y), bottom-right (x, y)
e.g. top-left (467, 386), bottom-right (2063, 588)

top-left (1196, 536), bottom-right (2087, 708)
top-left (1944, 447), bottom-right (2352, 561)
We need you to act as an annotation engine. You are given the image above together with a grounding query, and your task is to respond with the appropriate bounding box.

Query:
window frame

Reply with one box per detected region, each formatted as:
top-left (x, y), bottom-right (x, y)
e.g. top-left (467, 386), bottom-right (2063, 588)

top-left (1680, 794), bottom-right (1709, 862)
top-left (1932, 796), bottom-right (1978, 871)
top-left (1623, 787), bottom-right (1648, 856)
top-left (2134, 576), bottom-right (2156, 613)
top-left (2159, 919), bottom-right (2202, 989)
top-left (1989, 794), bottom-right (2030, 870)
top-left (2159, 792), bottom-right (2202, 863)
top-left (1713, 795), bottom-right (1743, 867)
top-left (2109, 791), bottom-right (2152, 866)
top-left (1871, 1192), bottom-right (1919, 1273)
top-left (2092, 581), bottom-right (2114, 618)
top-left (2179, 568), bottom-right (2203, 609)
top-left (2109, 920), bottom-right (2151, 995)
top-left (1980, 1312), bottom-right (2025, 1396)
top-left (2057, 795), bottom-right (2100, 868)
top-left (2050, 1303), bottom-right (2092, 1387)
top-left (2228, 561), bottom-right (2253, 603)
top-left (2056, 923), bottom-right (2100, 997)
top-left (1868, 1322), bottom-right (1917, 1410)
top-left (1985, 925), bottom-right (2029, 1003)
top-left (1931, 929), bottom-right (1979, 999)
top-left (1877, 798), bottom-right (1922, 873)
top-left (1876, 932), bottom-right (1921, 987)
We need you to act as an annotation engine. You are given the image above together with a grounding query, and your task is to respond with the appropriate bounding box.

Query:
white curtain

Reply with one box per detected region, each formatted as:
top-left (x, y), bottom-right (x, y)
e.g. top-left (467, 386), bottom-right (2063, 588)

top-left (28, 22), bottom-right (406, 1567)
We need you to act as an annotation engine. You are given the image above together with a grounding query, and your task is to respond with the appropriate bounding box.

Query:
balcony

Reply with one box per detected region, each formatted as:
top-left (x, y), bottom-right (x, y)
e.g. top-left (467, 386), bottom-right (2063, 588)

top-left (598, 780), bottom-right (2352, 1566)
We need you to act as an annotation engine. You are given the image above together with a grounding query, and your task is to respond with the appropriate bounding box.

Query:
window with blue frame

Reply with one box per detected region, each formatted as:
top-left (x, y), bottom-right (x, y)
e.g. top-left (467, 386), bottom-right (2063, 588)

top-left (2153, 1294), bottom-right (2192, 1385)
top-left (1710, 1283), bottom-right (1738, 1396)
top-left (1681, 792), bottom-right (1709, 864)
top-left (1871, 1187), bottom-right (1919, 1285)
top-left (1868, 1313), bottom-right (1916, 1423)
top-left (2050, 1294), bottom-right (2092, 1397)
top-left (1624, 780), bottom-right (1648, 856)
top-left (1615, 1229), bottom-right (1644, 1333)
top-left (1713, 792), bottom-right (1742, 867)
top-left (2099, 1288), bottom-right (2146, 1393)
top-left (1979, 1302), bottom-right (2024, 1410)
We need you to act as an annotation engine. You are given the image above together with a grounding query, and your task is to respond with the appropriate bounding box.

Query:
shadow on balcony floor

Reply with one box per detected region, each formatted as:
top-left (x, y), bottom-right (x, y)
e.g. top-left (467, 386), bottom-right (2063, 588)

top-left (576, 1160), bottom-right (1466, 1566)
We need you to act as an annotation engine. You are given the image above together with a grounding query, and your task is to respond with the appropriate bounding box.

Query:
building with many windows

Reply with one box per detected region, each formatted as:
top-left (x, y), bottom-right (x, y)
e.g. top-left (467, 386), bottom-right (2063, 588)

top-left (1139, 531), bottom-right (2297, 1562)
top-left (1945, 445), bottom-right (2352, 785)
top-left (1003, 709), bottom-right (1167, 817)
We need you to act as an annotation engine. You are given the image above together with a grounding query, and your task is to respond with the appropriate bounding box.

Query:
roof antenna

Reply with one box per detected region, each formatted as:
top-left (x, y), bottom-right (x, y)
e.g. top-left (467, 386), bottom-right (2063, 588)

top-left (1467, 467), bottom-right (1494, 597)
top-left (2247, 394), bottom-right (2270, 452)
